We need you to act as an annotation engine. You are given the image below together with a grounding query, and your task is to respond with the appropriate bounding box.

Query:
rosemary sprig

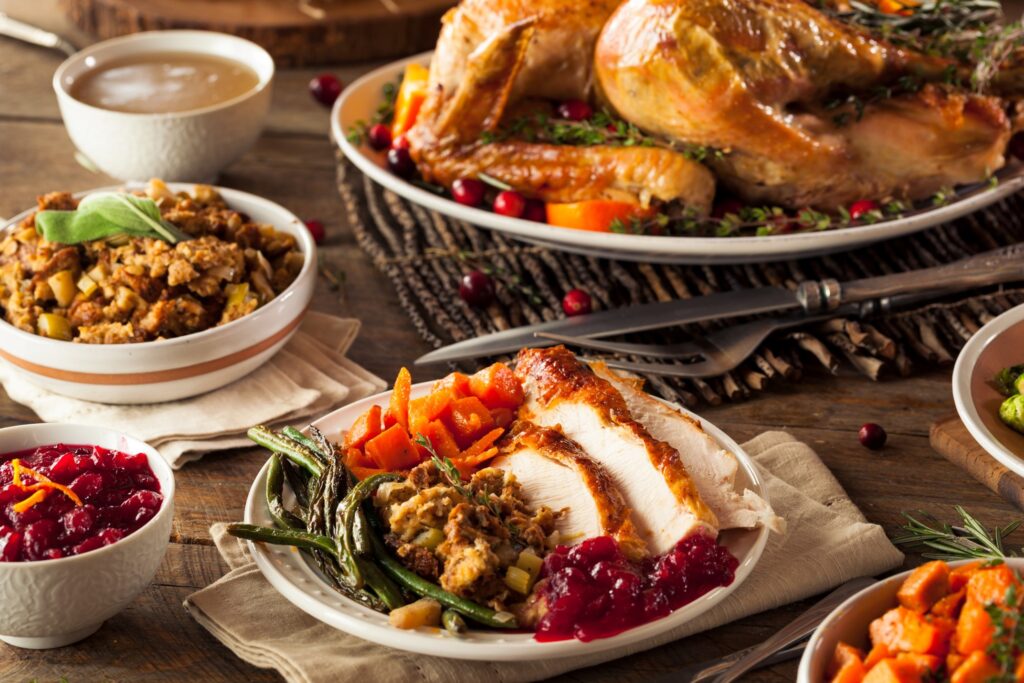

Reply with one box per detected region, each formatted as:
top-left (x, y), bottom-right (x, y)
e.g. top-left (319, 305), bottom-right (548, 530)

top-left (892, 506), bottom-right (1022, 561)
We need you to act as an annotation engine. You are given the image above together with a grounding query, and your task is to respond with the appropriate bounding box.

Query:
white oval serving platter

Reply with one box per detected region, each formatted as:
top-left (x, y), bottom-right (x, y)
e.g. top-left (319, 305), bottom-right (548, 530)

top-left (333, 52), bottom-right (1024, 265)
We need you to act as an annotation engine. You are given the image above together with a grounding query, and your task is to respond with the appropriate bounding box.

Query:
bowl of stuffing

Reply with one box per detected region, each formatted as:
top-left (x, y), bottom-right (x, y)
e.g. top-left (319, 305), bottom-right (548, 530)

top-left (0, 422), bottom-right (174, 649)
top-left (0, 179), bottom-right (316, 403)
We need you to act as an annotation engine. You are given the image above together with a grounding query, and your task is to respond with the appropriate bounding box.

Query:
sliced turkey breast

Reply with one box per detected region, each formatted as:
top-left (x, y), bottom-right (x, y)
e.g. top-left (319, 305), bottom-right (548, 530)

top-left (492, 421), bottom-right (648, 560)
top-left (515, 346), bottom-right (717, 555)
top-left (591, 363), bottom-right (784, 534)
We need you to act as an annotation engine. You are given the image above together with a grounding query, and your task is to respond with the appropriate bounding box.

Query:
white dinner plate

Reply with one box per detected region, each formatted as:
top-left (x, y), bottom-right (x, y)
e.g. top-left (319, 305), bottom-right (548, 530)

top-left (333, 52), bottom-right (1024, 265)
top-left (243, 381), bottom-right (770, 661)
top-left (952, 303), bottom-right (1024, 477)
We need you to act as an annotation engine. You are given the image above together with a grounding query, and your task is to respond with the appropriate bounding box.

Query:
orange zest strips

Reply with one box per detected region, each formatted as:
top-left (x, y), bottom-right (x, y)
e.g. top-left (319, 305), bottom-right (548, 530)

top-left (9, 458), bottom-right (84, 511)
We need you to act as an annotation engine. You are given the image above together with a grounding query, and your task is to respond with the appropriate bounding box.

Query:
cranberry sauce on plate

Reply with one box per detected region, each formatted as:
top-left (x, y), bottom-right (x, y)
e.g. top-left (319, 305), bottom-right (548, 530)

top-left (0, 444), bottom-right (163, 562)
top-left (535, 533), bottom-right (738, 642)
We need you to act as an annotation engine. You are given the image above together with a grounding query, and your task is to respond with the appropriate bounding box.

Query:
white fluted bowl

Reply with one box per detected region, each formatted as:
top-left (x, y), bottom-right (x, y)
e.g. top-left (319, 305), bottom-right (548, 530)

top-left (0, 182), bottom-right (316, 404)
top-left (53, 30), bottom-right (273, 182)
top-left (0, 423), bottom-right (174, 649)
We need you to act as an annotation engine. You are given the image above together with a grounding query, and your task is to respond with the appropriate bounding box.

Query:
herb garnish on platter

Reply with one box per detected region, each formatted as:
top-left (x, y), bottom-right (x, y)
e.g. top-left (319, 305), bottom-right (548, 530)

top-left (34, 192), bottom-right (190, 246)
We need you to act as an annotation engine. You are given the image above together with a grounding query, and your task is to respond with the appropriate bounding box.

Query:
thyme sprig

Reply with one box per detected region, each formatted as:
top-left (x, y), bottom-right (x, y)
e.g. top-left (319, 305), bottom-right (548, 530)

top-left (985, 583), bottom-right (1024, 682)
top-left (892, 506), bottom-right (1022, 561)
top-left (415, 435), bottom-right (502, 516)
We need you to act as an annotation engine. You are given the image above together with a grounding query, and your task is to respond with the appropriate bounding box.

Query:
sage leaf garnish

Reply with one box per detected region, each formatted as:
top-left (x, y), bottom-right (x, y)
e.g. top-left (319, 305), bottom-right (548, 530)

top-left (35, 192), bottom-right (190, 245)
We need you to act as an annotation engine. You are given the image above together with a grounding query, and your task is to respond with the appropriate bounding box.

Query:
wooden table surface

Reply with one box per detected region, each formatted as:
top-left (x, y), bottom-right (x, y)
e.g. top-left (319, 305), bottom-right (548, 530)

top-left (2, 7), bottom-right (1023, 682)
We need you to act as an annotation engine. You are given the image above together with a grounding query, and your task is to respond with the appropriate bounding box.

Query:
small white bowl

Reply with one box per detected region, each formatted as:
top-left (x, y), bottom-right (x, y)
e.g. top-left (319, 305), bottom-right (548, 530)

top-left (953, 303), bottom-right (1024, 477)
top-left (0, 423), bottom-right (174, 649)
top-left (0, 182), bottom-right (316, 404)
top-left (797, 558), bottom-right (1024, 682)
top-left (53, 30), bottom-right (274, 182)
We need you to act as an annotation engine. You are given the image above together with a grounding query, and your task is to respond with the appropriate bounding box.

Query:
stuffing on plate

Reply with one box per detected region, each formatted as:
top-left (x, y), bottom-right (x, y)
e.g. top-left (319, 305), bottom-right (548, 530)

top-left (0, 180), bottom-right (303, 343)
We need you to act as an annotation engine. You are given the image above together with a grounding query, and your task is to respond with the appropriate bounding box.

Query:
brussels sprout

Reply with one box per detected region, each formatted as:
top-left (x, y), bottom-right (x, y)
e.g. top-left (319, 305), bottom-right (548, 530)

top-left (995, 365), bottom-right (1024, 397)
top-left (1000, 394), bottom-right (1024, 434)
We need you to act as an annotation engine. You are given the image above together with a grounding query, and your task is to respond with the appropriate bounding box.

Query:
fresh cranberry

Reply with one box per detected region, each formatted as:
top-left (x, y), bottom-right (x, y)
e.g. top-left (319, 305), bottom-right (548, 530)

top-left (458, 271), bottom-right (496, 308)
top-left (309, 73), bottom-right (343, 107)
top-left (391, 134), bottom-right (411, 151)
top-left (367, 123), bottom-right (392, 151)
top-left (849, 199), bottom-right (880, 221)
top-left (120, 490), bottom-right (163, 525)
top-left (114, 450), bottom-right (149, 471)
top-left (562, 289), bottom-right (593, 317)
top-left (523, 200), bottom-right (547, 223)
top-left (0, 484), bottom-right (21, 505)
top-left (304, 219), bottom-right (326, 245)
top-left (49, 452), bottom-right (85, 482)
top-left (44, 548), bottom-right (64, 560)
top-left (493, 190), bottom-right (526, 218)
top-left (451, 178), bottom-right (485, 207)
top-left (859, 423), bottom-right (887, 450)
top-left (96, 528), bottom-right (125, 547)
top-left (386, 147), bottom-right (416, 179)
top-left (557, 100), bottom-right (593, 122)
top-left (72, 536), bottom-right (105, 555)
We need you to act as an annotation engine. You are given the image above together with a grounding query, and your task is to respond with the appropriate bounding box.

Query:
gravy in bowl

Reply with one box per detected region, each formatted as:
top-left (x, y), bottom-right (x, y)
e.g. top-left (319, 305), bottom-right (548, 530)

top-left (70, 52), bottom-right (260, 114)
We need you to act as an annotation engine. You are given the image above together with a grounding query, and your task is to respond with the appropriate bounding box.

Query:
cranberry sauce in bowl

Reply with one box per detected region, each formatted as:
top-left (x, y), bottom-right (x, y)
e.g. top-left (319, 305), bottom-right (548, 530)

top-left (535, 533), bottom-right (738, 642)
top-left (0, 443), bottom-right (163, 562)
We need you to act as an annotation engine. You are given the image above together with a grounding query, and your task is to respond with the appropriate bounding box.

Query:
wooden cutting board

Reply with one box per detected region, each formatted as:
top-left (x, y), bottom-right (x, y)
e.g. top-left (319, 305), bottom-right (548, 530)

top-left (60, 0), bottom-right (452, 66)
top-left (931, 413), bottom-right (1024, 511)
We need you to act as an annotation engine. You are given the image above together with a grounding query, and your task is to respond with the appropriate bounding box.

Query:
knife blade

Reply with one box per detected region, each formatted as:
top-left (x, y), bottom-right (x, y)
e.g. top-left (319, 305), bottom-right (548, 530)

top-left (415, 286), bottom-right (801, 364)
top-left (415, 243), bottom-right (1024, 365)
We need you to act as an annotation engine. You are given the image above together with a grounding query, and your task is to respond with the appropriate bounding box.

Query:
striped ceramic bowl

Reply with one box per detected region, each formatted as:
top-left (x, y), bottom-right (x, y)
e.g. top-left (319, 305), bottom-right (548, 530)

top-left (0, 183), bottom-right (316, 404)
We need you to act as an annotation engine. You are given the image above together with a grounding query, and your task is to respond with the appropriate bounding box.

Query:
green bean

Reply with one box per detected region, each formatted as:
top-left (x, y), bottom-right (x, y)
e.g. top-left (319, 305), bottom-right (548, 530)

top-left (280, 457), bottom-right (311, 510)
top-left (442, 609), bottom-right (467, 635)
top-left (226, 523), bottom-right (386, 612)
top-left (282, 426), bottom-right (328, 463)
top-left (352, 506), bottom-right (374, 558)
top-left (370, 534), bottom-right (517, 629)
top-left (359, 558), bottom-right (405, 610)
top-left (338, 473), bottom-right (402, 588)
top-left (248, 425), bottom-right (323, 477)
top-left (266, 455), bottom-right (305, 530)
top-left (227, 523), bottom-right (337, 556)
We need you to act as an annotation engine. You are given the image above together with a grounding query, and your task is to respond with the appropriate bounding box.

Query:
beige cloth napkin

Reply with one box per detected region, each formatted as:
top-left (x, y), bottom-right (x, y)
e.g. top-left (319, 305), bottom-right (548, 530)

top-left (0, 312), bottom-right (386, 468)
top-left (184, 431), bottom-right (905, 682)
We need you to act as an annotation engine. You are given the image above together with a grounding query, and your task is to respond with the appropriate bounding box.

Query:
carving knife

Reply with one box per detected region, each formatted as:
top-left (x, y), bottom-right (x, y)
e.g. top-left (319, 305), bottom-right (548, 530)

top-left (414, 244), bottom-right (1024, 365)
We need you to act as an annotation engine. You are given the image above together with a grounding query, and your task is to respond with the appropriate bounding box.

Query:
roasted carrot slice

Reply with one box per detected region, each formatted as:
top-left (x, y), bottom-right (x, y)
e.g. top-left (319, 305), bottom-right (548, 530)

top-left (949, 650), bottom-right (1000, 683)
top-left (385, 367), bottom-right (412, 431)
top-left (343, 404), bottom-right (383, 450)
top-left (468, 363), bottom-right (524, 410)
top-left (350, 465), bottom-right (387, 481)
top-left (445, 396), bottom-right (495, 448)
top-left (459, 428), bottom-right (504, 460)
top-left (420, 420), bottom-right (460, 460)
top-left (898, 561), bottom-right (950, 613)
top-left (365, 424), bottom-right (421, 471)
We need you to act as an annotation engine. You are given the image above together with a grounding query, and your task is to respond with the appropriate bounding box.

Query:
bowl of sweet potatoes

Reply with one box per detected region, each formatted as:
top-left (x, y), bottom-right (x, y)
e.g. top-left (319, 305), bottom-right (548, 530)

top-left (798, 558), bottom-right (1024, 683)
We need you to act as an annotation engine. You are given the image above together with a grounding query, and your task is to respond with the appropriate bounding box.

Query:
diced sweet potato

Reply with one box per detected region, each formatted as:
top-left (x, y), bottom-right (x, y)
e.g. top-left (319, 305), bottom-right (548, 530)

top-left (444, 396), bottom-right (495, 448)
top-left (385, 367), bottom-right (412, 431)
top-left (421, 420), bottom-right (459, 460)
top-left (365, 424), bottom-right (420, 471)
top-left (432, 372), bottom-right (471, 398)
top-left (831, 659), bottom-right (866, 683)
top-left (954, 599), bottom-right (994, 655)
top-left (865, 644), bottom-right (893, 669)
top-left (930, 588), bottom-right (965, 619)
top-left (343, 404), bottom-right (383, 450)
top-left (468, 363), bottom-right (524, 410)
top-left (345, 447), bottom-right (375, 469)
top-left (946, 653), bottom-right (965, 673)
top-left (350, 465), bottom-right (386, 480)
top-left (829, 643), bottom-right (866, 678)
top-left (862, 654), bottom-right (938, 683)
top-left (949, 651), bottom-right (1000, 683)
top-left (950, 562), bottom-right (983, 592)
top-left (388, 597), bottom-right (441, 630)
top-left (966, 564), bottom-right (1020, 606)
top-left (898, 561), bottom-right (950, 613)
top-left (869, 607), bottom-right (953, 657)
top-left (409, 390), bottom-right (457, 441)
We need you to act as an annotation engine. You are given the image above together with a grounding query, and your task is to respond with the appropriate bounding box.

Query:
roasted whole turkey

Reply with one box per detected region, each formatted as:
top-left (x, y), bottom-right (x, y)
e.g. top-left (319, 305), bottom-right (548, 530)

top-left (406, 0), bottom-right (1022, 215)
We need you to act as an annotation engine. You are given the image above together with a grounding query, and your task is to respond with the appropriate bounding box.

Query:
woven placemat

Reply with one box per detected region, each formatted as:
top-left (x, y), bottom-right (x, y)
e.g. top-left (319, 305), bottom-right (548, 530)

top-left (336, 155), bottom-right (1024, 407)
